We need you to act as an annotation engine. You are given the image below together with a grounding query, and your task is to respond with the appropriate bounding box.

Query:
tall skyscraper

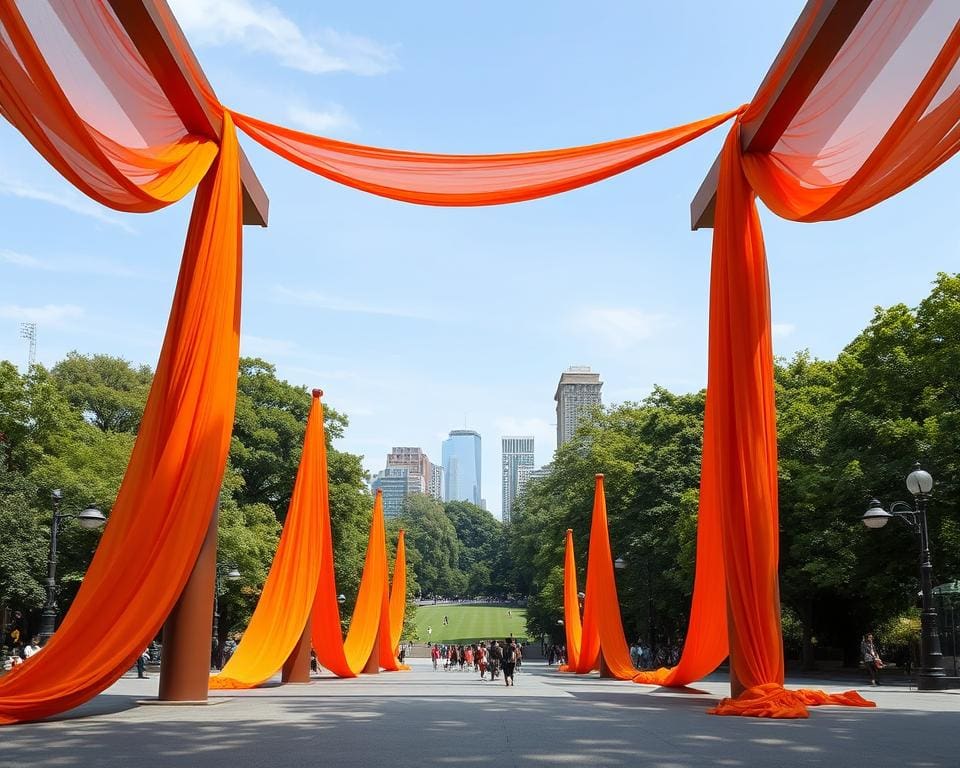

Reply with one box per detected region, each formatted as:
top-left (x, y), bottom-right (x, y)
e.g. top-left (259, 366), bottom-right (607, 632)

top-left (517, 464), bottom-right (551, 501)
top-left (501, 436), bottom-right (535, 524)
top-left (370, 467), bottom-right (421, 518)
top-left (428, 463), bottom-right (444, 501)
top-left (385, 447), bottom-right (429, 495)
top-left (442, 429), bottom-right (482, 506)
top-left (555, 366), bottom-right (603, 448)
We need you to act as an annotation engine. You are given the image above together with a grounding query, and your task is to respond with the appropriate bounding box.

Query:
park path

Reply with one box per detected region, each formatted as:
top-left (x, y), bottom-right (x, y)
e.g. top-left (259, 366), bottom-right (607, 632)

top-left (3, 659), bottom-right (960, 767)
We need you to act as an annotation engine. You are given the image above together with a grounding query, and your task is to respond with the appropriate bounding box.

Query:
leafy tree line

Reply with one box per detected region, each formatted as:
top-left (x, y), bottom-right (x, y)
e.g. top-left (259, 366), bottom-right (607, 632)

top-left (511, 273), bottom-right (960, 668)
top-left (0, 356), bottom-right (370, 649)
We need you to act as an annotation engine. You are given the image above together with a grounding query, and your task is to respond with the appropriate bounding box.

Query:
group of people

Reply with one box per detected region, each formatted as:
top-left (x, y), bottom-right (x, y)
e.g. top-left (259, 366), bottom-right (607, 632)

top-left (430, 639), bottom-right (522, 686)
top-left (630, 640), bottom-right (681, 670)
top-left (545, 644), bottom-right (567, 666)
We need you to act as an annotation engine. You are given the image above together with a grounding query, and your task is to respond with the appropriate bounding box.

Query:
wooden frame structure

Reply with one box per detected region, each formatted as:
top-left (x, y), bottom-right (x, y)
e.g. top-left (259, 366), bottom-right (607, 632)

top-left (690, 0), bottom-right (874, 230)
top-left (108, 0), bottom-right (270, 227)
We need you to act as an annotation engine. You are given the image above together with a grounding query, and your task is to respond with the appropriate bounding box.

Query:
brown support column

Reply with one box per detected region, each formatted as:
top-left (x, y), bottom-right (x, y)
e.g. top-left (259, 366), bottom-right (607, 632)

top-left (727, 602), bottom-right (746, 698)
top-left (598, 649), bottom-right (615, 679)
top-left (158, 507), bottom-right (217, 702)
top-left (362, 632), bottom-right (380, 674)
top-left (281, 617), bottom-right (313, 684)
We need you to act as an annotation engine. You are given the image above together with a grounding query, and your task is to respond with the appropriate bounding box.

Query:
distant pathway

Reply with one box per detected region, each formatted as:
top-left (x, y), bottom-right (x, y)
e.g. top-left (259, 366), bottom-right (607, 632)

top-left (3, 659), bottom-right (960, 767)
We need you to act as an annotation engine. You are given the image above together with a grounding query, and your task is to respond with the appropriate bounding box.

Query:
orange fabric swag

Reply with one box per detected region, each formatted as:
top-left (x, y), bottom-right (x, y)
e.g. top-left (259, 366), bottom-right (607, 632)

top-left (209, 389), bottom-right (329, 689)
top-left (0, 114), bottom-right (242, 724)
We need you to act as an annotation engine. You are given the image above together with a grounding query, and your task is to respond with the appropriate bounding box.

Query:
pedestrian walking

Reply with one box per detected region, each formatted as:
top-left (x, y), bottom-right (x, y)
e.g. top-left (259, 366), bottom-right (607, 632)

top-left (489, 640), bottom-right (502, 680)
top-left (502, 641), bottom-right (518, 686)
top-left (431, 643), bottom-right (440, 670)
top-left (861, 632), bottom-right (883, 686)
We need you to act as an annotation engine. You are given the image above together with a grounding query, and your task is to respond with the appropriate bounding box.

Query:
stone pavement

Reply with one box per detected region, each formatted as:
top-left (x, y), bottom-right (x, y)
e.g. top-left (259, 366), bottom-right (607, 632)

top-left (2, 659), bottom-right (960, 767)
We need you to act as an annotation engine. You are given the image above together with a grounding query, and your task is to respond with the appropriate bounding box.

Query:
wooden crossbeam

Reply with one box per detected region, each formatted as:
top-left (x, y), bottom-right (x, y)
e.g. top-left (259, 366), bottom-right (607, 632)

top-left (690, 0), bottom-right (874, 230)
top-left (108, 0), bottom-right (269, 227)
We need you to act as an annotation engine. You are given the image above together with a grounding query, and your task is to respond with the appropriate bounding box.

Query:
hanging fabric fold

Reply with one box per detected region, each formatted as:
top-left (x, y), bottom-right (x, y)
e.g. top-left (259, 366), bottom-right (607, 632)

top-left (558, 529), bottom-right (585, 672)
top-left (230, 108), bottom-right (741, 206)
top-left (311, 490), bottom-right (390, 677)
top-left (209, 389), bottom-right (328, 689)
top-left (382, 530), bottom-right (409, 671)
top-left (0, 113), bottom-right (242, 725)
top-left (571, 476), bottom-right (636, 678)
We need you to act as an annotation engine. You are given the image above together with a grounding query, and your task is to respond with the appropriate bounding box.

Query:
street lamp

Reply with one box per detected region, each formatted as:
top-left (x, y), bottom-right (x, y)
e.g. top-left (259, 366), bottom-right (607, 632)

top-left (39, 489), bottom-right (106, 644)
top-left (861, 463), bottom-right (947, 691)
top-left (614, 557), bottom-right (626, 570)
top-left (212, 564), bottom-right (241, 668)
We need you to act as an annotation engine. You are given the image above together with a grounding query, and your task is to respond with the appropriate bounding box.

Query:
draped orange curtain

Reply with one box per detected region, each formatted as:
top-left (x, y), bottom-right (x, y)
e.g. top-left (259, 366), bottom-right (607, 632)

top-left (209, 389), bottom-right (328, 689)
top-left (383, 530), bottom-right (409, 670)
top-left (0, 0), bottom-right (216, 210)
top-left (0, 113), bottom-right (242, 724)
top-left (230, 108), bottom-right (741, 206)
top-left (569, 476), bottom-right (636, 679)
top-left (559, 529), bottom-right (585, 672)
top-left (311, 490), bottom-right (390, 677)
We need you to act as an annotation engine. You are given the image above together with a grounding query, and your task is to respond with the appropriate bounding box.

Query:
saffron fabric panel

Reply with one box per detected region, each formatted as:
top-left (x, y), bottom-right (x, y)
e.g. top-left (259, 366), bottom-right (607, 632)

top-left (383, 530), bottom-right (409, 670)
top-left (311, 491), bottom-right (390, 677)
top-left (559, 529), bottom-right (585, 671)
top-left (0, 0), bottom-right (216, 211)
top-left (209, 390), bottom-right (328, 689)
top-left (230, 108), bottom-right (741, 207)
top-left (0, 114), bottom-right (242, 724)
top-left (573, 476), bottom-right (636, 680)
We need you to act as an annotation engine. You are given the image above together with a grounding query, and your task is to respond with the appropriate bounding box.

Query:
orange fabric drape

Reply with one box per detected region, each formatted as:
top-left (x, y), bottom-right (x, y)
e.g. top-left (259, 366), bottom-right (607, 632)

top-left (0, 0), bottom-right (216, 211)
top-left (559, 529), bottom-right (585, 672)
top-left (311, 490), bottom-right (391, 677)
top-left (570, 476), bottom-right (636, 679)
top-left (230, 108), bottom-right (741, 206)
top-left (383, 530), bottom-right (409, 671)
top-left (0, 114), bottom-right (242, 724)
top-left (209, 389), bottom-right (328, 689)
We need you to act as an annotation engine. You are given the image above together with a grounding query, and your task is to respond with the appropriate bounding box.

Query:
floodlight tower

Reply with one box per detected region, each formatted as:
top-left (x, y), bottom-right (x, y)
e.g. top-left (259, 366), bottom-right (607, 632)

top-left (19, 322), bottom-right (36, 370)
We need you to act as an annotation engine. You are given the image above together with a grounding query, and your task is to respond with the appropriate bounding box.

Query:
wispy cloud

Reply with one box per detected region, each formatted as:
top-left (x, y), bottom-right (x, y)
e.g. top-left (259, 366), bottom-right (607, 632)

top-left (0, 303), bottom-right (84, 326)
top-left (286, 103), bottom-right (356, 134)
top-left (573, 307), bottom-right (672, 350)
top-left (170, 0), bottom-right (396, 75)
top-left (0, 178), bottom-right (136, 233)
top-left (241, 333), bottom-right (298, 358)
top-left (273, 285), bottom-right (430, 319)
top-left (0, 248), bottom-right (141, 278)
top-left (772, 323), bottom-right (796, 338)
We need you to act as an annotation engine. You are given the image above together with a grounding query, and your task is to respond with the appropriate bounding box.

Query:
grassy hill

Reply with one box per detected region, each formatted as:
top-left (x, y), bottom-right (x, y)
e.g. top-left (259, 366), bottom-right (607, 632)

top-left (412, 604), bottom-right (528, 644)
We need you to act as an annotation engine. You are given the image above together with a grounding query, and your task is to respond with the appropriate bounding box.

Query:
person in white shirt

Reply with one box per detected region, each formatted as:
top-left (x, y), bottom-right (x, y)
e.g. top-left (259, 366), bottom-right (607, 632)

top-left (23, 637), bottom-right (41, 659)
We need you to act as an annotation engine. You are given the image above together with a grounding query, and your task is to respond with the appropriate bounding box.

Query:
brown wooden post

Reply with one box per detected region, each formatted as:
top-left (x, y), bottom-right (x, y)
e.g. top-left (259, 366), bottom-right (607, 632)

top-left (362, 632), bottom-right (380, 674)
top-left (281, 617), bottom-right (313, 684)
top-left (598, 649), bottom-right (615, 679)
top-left (157, 507), bottom-right (217, 701)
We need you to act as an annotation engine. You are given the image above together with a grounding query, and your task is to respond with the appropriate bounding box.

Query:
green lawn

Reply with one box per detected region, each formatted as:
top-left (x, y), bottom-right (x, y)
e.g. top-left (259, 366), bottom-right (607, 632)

top-left (412, 604), bottom-right (528, 644)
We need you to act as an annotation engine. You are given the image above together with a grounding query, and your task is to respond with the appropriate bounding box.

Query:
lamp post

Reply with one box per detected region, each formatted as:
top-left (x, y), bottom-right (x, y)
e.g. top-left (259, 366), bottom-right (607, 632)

top-left (38, 489), bottom-right (106, 645)
top-left (861, 463), bottom-right (947, 691)
top-left (212, 564), bottom-right (240, 668)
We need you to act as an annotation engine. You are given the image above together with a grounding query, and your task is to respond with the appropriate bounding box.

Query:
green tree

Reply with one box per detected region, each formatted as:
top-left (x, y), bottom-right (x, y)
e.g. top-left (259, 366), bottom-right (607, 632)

top-left (399, 494), bottom-right (461, 598)
top-left (50, 353), bottom-right (151, 433)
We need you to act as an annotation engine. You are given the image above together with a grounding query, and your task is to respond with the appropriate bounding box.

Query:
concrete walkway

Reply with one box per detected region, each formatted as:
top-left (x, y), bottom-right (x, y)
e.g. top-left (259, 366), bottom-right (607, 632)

top-left (2, 659), bottom-right (960, 767)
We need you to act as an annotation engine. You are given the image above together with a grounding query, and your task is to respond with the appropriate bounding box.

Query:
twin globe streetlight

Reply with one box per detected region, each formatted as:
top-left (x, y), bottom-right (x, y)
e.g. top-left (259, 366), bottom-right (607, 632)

top-left (861, 463), bottom-right (948, 690)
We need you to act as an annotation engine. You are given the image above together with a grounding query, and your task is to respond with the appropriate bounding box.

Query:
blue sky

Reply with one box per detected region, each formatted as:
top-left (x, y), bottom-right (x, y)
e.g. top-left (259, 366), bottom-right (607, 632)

top-left (1, 1), bottom-right (958, 518)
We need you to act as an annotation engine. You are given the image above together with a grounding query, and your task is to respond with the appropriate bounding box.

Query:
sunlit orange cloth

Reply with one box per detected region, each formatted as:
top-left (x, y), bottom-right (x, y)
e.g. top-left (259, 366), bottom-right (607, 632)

top-left (0, 0), bottom-right (216, 211)
top-left (382, 530), bottom-right (410, 671)
top-left (0, 114), bottom-right (242, 724)
top-left (710, 684), bottom-right (875, 719)
top-left (231, 108), bottom-right (741, 206)
top-left (571, 476), bottom-right (636, 679)
top-left (558, 529), bottom-right (585, 672)
top-left (311, 491), bottom-right (390, 677)
top-left (209, 390), bottom-right (328, 689)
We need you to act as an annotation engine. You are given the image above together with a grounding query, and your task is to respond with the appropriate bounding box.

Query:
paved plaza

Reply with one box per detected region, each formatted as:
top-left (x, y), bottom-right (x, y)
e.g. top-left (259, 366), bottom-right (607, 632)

top-left (3, 659), bottom-right (960, 767)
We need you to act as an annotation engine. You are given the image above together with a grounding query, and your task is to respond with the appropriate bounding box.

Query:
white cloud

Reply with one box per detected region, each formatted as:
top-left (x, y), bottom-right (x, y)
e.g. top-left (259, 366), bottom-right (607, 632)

top-left (0, 303), bottom-right (84, 325)
top-left (772, 323), bottom-right (796, 338)
top-left (0, 248), bottom-right (141, 278)
top-left (573, 307), bottom-right (671, 350)
top-left (286, 103), bottom-right (356, 134)
top-left (170, 0), bottom-right (396, 75)
top-left (0, 177), bottom-right (136, 233)
top-left (241, 333), bottom-right (298, 358)
top-left (273, 285), bottom-right (430, 319)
